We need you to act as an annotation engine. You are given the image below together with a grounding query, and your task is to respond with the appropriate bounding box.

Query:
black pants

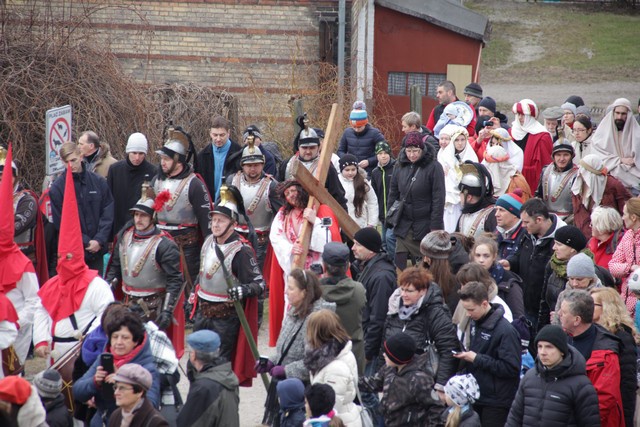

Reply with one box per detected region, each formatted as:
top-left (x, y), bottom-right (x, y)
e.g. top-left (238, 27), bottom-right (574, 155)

top-left (193, 312), bottom-right (240, 362)
top-left (474, 404), bottom-right (509, 427)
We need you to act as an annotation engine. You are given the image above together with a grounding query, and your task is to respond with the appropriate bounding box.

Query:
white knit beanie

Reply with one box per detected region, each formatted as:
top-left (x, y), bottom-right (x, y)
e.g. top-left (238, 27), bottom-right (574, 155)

top-left (126, 132), bottom-right (148, 154)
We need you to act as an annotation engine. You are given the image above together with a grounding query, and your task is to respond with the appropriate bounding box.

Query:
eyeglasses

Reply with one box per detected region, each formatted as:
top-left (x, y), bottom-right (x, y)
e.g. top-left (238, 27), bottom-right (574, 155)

top-left (572, 128), bottom-right (587, 133)
top-left (114, 385), bottom-right (134, 392)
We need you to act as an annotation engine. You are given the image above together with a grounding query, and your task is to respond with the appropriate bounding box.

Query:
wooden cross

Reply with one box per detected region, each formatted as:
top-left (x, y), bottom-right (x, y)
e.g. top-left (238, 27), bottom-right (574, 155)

top-left (291, 103), bottom-right (359, 269)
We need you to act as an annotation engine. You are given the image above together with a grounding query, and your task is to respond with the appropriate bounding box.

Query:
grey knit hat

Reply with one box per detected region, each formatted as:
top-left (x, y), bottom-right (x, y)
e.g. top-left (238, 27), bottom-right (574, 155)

top-left (444, 374), bottom-right (480, 407)
top-left (567, 253), bottom-right (597, 279)
top-left (33, 369), bottom-right (62, 399)
top-left (420, 230), bottom-right (452, 260)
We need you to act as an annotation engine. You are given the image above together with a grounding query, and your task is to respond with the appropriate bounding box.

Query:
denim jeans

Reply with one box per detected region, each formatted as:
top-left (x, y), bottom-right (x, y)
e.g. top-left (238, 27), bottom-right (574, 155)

top-left (384, 227), bottom-right (396, 262)
top-left (361, 359), bottom-right (385, 427)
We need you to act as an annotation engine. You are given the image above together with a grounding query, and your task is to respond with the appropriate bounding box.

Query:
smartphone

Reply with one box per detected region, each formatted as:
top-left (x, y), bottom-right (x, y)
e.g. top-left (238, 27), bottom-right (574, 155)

top-left (259, 355), bottom-right (270, 368)
top-left (100, 353), bottom-right (115, 400)
top-left (451, 350), bottom-right (461, 355)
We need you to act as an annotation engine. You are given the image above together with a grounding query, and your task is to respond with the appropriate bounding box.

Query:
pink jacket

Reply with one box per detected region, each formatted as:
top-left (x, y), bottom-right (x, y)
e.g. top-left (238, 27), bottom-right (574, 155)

top-left (608, 228), bottom-right (640, 316)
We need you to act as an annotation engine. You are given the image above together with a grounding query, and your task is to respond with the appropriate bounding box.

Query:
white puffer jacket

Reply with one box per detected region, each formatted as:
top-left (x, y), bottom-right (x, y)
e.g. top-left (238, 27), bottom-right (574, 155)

top-left (338, 172), bottom-right (379, 228)
top-left (310, 340), bottom-right (363, 427)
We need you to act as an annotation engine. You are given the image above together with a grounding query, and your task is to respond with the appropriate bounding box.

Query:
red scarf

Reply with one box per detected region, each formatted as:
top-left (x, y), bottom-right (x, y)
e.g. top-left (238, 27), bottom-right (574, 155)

top-left (106, 333), bottom-right (148, 368)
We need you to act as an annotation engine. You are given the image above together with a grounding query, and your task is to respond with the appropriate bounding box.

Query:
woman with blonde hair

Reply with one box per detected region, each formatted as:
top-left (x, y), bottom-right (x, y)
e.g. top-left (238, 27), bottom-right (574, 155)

top-left (590, 287), bottom-right (639, 427)
top-left (304, 309), bottom-right (361, 427)
top-left (589, 206), bottom-right (624, 269)
top-left (609, 198), bottom-right (640, 317)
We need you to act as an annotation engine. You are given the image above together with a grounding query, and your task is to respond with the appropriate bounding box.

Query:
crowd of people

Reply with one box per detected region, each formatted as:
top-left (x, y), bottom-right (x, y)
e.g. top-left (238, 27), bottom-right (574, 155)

top-left (1, 81), bottom-right (640, 427)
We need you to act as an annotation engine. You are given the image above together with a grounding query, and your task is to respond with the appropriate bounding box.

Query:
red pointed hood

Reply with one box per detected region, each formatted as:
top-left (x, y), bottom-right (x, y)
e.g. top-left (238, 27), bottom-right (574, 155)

top-left (0, 144), bottom-right (33, 293)
top-left (38, 165), bottom-right (98, 321)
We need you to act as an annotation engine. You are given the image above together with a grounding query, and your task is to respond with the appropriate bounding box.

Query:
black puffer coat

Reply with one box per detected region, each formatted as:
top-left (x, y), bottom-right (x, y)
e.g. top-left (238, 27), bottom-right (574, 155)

top-left (615, 325), bottom-right (637, 427)
top-left (381, 283), bottom-right (460, 387)
top-left (388, 144), bottom-right (445, 241)
top-left (506, 346), bottom-right (601, 427)
top-left (338, 124), bottom-right (385, 174)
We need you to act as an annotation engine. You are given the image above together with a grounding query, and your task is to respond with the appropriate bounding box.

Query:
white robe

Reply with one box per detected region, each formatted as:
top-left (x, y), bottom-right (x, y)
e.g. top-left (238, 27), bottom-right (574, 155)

top-left (437, 140), bottom-right (478, 232)
top-left (33, 276), bottom-right (113, 362)
top-left (5, 270), bottom-right (41, 364)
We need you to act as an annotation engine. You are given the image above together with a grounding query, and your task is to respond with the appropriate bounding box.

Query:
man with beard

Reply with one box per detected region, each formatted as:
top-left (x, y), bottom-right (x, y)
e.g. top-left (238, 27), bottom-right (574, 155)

top-left (427, 80), bottom-right (477, 137)
top-left (592, 98), bottom-right (640, 194)
top-left (193, 185), bottom-right (262, 385)
top-left (49, 142), bottom-right (114, 272)
top-left (535, 143), bottom-right (578, 222)
top-left (107, 132), bottom-right (157, 236)
top-left (456, 162), bottom-right (497, 239)
top-left (279, 127), bottom-right (348, 211)
top-left (152, 127), bottom-right (210, 289)
top-left (105, 193), bottom-right (183, 332)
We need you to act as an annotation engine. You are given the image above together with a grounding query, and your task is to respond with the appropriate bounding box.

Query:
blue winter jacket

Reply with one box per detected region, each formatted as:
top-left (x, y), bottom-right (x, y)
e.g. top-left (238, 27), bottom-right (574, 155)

top-left (338, 124), bottom-right (385, 174)
top-left (72, 335), bottom-right (161, 427)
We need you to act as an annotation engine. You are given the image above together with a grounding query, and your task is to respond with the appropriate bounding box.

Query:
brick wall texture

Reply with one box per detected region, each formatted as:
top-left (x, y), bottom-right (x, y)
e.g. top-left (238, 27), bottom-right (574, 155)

top-left (8, 0), bottom-right (351, 142)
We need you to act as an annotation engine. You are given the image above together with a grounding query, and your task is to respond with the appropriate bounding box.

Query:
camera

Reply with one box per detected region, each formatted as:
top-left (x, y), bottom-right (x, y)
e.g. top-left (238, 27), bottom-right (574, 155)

top-left (483, 120), bottom-right (494, 127)
top-left (309, 264), bottom-right (324, 275)
top-left (321, 217), bottom-right (333, 227)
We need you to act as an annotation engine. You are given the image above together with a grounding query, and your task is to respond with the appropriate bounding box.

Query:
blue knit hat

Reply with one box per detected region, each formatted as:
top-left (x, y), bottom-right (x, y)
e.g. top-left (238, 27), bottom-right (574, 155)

top-left (350, 109), bottom-right (368, 127)
top-left (495, 191), bottom-right (524, 218)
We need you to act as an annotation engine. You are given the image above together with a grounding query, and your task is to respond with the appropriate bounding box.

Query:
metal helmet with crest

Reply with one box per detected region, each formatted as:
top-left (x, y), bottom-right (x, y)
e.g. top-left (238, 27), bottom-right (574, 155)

top-left (156, 124), bottom-right (195, 165)
top-left (241, 136), bottom-right (265, 166)
top-left (129, 175), bottom-right (157, 219)
top-left (458, 161), bottom-right (494, 198)
top-left (211, 184), bottom-right (258, 249)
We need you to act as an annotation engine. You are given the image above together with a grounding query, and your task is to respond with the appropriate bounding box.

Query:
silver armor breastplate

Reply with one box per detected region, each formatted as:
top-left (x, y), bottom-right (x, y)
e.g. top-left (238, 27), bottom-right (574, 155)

top-left (233, 173), bottom-right (274, 231)
top-left (154, 174), bottom-right (197, 227)
top-left (459, 207), bottom-right (492, 239)
top-left (198, 235), bottom-right (243, 302)
top-left (285, 158), bottom-right (318, 180)
top-left (120, 229), bottom-right (166, 292)
top-left (543, 167), bottom-right (576, 217)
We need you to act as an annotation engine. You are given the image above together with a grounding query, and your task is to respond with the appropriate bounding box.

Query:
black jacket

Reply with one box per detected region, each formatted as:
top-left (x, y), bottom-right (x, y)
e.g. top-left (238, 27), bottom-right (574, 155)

top-left (467, 304), bottom-right (521, 408)
top-left (507, 215), bottom-right (565, 317)
top-left (490, 264), bottom-right (525, 320)
top-left (42, 394), bottom-right (74, 427)
top-left (381, 283), bottom-right (460, 387)
top-left (338, 124), bottom-right (385, 174)
top-left (497, 221), bottom-right (527, 261)
top-left (616, 325), bottom-right (637, 427)
top-left (354, 252), bottom-right (397, 360)
top-left (388, 144), bottom-right (445, 241)
top-left (107, 158), bottom-right (158, 237)
top-left (195, 140), bottom-right (243, 199)
top-left (50, 164), bottom-right (114, 249)
top-left (370, 158), bottom-right (395, 223)
top-left (506, 346), bottom-right (601, 427)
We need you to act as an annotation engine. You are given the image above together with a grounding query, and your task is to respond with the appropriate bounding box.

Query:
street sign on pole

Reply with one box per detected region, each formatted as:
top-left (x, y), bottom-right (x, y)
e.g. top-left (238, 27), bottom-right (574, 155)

top-left (45, 105), bottom-right (72, 176)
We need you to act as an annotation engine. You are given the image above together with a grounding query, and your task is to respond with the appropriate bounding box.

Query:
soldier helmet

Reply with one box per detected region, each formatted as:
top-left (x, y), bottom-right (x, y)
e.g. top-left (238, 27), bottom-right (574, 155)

top-left (458, 161), bottom-right (494, 198)
top-left (211, 184), bottom-right (243, 223)
top-left (241, 138), bottom-right (265, 165)
top-left (156, 126), bottom-right (191, 163)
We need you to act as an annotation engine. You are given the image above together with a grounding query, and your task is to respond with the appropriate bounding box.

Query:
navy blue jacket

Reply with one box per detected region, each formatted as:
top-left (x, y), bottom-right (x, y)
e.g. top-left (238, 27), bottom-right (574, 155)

top-left (467, 304), bottom-right (521, 408)
top-left (50, 164), bottom-right (114, 248)
top-left (338, 124), bottom-right (385, 174)
top-left (72, 336), bottom-right (161, 427)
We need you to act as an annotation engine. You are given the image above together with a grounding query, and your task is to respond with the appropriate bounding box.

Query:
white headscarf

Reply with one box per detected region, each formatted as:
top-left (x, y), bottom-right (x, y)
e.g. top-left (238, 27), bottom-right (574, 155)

top-left (437, 126), bottom-right (478, 205)
top-left (591, 98), bottom-right (640, 188)
top-left (511, 99), bottom-right (548, 140)
top-left (571, 154), bottom-right (607, 208)
top-left (489, 128), bottom-right (524, 172)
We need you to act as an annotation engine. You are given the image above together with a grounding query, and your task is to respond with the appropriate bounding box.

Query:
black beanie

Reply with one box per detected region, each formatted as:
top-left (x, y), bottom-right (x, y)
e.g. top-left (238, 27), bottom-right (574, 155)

top-left (339, 154), bottom-right (358, 172)
top-left (554, 225), bottom-right (588, 252)
top-left (535, 325), bottom-right (569, 356)
top-left (354, 228), bottom-right (382, 253)
top-left (565, 95), bottom-right (585, 108)
top-left (478, 96), bottom-right (497, 114)
top-left (383, 332), bottom-right (416, 365)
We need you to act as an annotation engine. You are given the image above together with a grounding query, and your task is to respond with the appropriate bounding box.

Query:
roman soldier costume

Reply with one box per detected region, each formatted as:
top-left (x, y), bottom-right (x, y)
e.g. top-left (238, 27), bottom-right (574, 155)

top-left (193, 184), bottom-right (262, 386)
top-left (457, 162), bottom-right (498, 239)
top-left (106, 184), bottom-right (185, 356)
top-left (152, 126), bottom-right (211, 292)
top-left (34, 164), bottom-right (113, 362)
top-left (0, 145), bottom-right (42, 367)
top-left (536, 143), bottom-right (578, 222)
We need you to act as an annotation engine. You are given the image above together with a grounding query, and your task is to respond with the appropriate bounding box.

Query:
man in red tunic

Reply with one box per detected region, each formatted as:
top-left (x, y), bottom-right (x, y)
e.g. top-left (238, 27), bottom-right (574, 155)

top-left (509, 99), bottom-right (553, 191)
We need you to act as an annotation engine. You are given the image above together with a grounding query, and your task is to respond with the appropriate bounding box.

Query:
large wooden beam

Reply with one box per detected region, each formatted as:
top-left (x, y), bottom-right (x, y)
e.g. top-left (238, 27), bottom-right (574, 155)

top-left (291, 159), bottom-right (359, 239)
top-left (292, 103), bottom-right (342, 269)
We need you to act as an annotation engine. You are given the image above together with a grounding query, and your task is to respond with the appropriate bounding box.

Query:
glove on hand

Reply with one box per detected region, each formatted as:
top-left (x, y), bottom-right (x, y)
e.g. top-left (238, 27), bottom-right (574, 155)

top-left (254, 359), bottom-right (274, 374)
top-left (154, 310), bottom-right (173, 330)
top-left (228, 285), bottom-right (251, 301)
top-left (270, 365), bottom-right (286, 380)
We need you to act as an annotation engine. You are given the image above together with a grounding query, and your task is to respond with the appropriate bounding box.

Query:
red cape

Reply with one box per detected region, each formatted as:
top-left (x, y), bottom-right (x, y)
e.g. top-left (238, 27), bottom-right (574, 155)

top-left (233, 296), bottom-right (258, 387)
top-left (0, 292), bottom-right (18, 324)
top-left (265, 205), bottom-right (342, 346)
top-left (511, 130), bottom-right (553, 192)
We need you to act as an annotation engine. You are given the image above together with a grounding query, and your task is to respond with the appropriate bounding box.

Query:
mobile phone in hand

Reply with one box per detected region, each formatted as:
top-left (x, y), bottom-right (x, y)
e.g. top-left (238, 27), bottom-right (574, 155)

top-left (100, 352), bottom-right (115, 400)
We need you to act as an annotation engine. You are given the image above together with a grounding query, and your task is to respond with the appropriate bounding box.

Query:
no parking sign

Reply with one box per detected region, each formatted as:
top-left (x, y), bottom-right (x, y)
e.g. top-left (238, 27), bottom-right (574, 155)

top-left (45, 105), bottom-right (72, 176)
